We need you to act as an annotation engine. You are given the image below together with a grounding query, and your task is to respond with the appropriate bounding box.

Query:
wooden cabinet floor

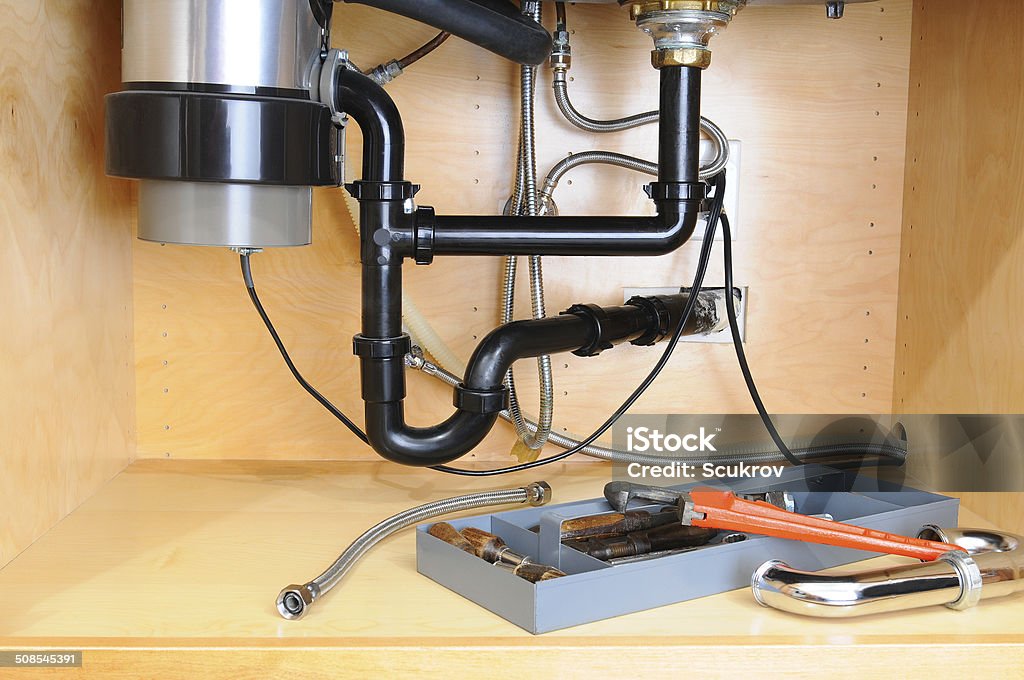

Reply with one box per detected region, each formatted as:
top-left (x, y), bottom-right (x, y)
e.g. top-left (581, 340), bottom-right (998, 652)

top-left (1, 460), bottom-right (1021, 678)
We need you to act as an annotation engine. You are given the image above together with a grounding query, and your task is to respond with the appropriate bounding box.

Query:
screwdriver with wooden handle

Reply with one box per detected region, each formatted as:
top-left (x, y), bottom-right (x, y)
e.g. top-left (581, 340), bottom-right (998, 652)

top-left (573, 523), bottom-right (719, 561)
top-left (427, 522), bottom-right (475, 553)
top-left (430, 524), bottom-right (565, 582)
top-left (556, 508), bottom-right (680, 541)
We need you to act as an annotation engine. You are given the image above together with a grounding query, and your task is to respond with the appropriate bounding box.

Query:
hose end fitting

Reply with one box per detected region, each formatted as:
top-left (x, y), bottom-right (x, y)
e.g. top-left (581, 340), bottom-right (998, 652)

top-left (550, 29), bottom-right (572, 73)
top-left (276, 583), bottom-right (317, 620)
top-left (525, 481), bottom-right (552, 506)
top-left (368, 60), bottom-right (404, 87)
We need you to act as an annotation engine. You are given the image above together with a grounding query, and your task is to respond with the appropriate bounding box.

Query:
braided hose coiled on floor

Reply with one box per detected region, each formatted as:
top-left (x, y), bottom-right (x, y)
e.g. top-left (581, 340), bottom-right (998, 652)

top-left (276, 481), bottom-right (552, 620)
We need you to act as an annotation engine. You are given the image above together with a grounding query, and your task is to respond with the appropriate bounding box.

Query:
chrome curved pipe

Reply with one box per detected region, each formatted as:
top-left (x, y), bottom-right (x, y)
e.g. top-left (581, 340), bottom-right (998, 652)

top-left (751, 526), bottom-right (1024, 618)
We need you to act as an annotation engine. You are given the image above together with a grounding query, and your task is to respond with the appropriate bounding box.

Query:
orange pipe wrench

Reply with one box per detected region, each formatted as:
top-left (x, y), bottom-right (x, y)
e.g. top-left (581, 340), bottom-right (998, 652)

top-left (603, 482), bottom-right (964, 561)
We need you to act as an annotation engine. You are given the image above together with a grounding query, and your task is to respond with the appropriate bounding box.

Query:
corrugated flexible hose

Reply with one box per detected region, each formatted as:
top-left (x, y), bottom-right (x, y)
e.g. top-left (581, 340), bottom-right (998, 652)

top-left (276, 481), bottom-right (551, 619)
top-left (502, 0), bottom-right (555, 453)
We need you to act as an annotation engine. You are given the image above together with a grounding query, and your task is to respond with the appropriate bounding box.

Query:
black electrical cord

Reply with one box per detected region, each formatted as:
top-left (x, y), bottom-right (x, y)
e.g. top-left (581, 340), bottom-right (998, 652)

top-left (239, 253), bottom-right (370, 445)
top-left (238, 181), bottom-right (902, 472)
top-left (235, 173), bottom-right (722, 472)
top-left (430, 172), bottom-right (730, 475)
top-left (720, 213), bottom-right (802, 467)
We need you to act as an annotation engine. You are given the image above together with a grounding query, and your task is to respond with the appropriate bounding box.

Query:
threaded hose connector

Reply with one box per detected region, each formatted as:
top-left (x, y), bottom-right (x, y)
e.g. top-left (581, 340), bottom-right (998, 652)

top-left (525, 481), bottom-right (551, 506)
top-left (276, 482), bottom-right (552, 620)
top-left (276, 583), bottom-right (318, 620)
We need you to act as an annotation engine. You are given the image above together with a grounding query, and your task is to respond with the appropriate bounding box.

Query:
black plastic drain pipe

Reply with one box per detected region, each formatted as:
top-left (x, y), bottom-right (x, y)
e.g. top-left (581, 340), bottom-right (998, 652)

top-left (421, 67), bottom-right (703, 256)
top-left (342, 0), bottom-right (552, 66)
top-left (336, 65), bottom-right (706, 466)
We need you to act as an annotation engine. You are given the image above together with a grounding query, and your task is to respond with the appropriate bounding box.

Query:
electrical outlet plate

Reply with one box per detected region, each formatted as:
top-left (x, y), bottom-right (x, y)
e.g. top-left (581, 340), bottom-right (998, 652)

top-left (623, 285), bottom-right (747, 343)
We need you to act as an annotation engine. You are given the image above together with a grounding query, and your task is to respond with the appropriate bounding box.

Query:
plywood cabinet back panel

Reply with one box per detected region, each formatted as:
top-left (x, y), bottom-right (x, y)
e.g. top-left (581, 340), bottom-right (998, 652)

top-left (132, 2), bottom-right (911, 461)
top-left (0, 0), bottom-right (135, 568)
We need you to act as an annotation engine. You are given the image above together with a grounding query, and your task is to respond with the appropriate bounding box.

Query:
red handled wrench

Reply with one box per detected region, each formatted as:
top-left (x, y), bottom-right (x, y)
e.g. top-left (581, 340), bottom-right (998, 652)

top-left (604, 482), bottom-right (964, 561)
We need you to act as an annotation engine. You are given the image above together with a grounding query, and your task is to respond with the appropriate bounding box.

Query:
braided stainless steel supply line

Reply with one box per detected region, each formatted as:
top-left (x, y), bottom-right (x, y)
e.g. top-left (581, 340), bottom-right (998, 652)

top-left (540, 151), bottom-right (657, 208)
top-left (553, 75), bottom-right (734, 174)
top-left (535, 114), bottom-right (729, 215)
top-left (538, 114), bottom-right (729, 206)
top-left (405, 351), bottom-right (907, 466)
top-left (553, 78), bottom-right (657, 132)
top-left (548, 8), bottom-right (730, 179)
top-left (276, 481), bottom-right (552, 620)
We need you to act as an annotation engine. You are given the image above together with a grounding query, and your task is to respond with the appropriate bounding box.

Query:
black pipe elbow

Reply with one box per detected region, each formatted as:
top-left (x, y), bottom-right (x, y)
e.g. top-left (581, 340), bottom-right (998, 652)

top-left (360, 291), bottom-right (715, 464)
top-left (365, 402), bottom-right (497, 466)
top-left (360, 316), bottom-right (588, 466)
top-left (464, 315), bottom-right (593, 389)
top-left (341, 58), bottom-right (709, 466)
top-left (343, 0), bottom-right (552, 66)
top-left (335, 68), bottom-right (405, 182)
top-left (653, 199), bottom-right (702, 253)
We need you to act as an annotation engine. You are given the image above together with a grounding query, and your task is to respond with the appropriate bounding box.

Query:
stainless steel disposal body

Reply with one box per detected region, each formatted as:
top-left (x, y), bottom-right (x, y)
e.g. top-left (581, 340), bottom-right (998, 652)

top-left (106, 0), bottom-right (337, 247)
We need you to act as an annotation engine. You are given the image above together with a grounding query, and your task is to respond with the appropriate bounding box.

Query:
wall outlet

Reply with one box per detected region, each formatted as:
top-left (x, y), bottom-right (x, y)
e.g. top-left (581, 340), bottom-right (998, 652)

top-left (623, 285), bottom-right (748, 343)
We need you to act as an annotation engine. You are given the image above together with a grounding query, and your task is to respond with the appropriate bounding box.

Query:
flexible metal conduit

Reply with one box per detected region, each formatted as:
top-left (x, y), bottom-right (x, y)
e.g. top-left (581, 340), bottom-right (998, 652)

top-left (277, 481), bottom-right (551, 619)
top-left (752, 526), bottom-right (1024, 618)
top-left (504, 0), bottom-right (554, 452)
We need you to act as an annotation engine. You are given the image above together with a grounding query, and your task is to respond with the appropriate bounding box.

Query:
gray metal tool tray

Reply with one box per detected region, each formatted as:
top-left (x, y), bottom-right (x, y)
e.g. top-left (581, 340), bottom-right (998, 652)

top-left (416, 465), bottom-right (959, 634)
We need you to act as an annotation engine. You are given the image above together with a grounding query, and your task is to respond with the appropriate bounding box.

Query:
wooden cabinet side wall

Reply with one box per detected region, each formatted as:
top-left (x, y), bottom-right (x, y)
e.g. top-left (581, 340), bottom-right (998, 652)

top-left (897, 0), bottom-right (1024, 531)
top-left (0, 0), bottom-right (135, 568)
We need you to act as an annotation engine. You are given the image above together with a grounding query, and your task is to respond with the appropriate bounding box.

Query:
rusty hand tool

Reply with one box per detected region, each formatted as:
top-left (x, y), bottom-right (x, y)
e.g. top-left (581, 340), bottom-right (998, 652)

top-left (557, 508), bottom-right (680, 541)
top-left (604, 482), bottom-right (965, 561)
top-left (575, 523), bottom-right (718, 561)
top-left (604, 532), bottom-right (750, 565)
top-left (428, 522), bottom-right (475, 553)
top-left (457, 526), bottom-right (566, 580)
